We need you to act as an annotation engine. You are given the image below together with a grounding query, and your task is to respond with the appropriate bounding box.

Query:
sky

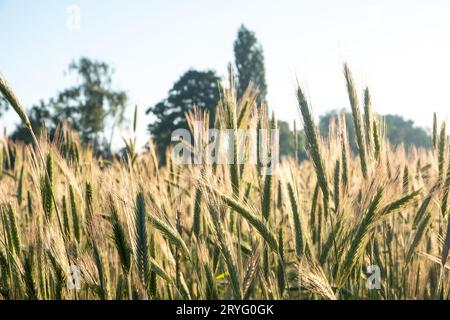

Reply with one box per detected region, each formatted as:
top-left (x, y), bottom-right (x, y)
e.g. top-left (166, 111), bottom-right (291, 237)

top-left (1, 0), bottom-right (450, 147)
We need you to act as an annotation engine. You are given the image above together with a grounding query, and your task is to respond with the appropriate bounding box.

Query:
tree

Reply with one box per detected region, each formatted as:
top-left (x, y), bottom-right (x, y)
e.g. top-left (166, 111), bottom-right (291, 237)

top-left (319, 110), bottom-right (357, 152)
top-left (383, 114), bottom-right (431, 149)
top-left (319, 110), bottom-right (431, 151)
top-left (11, 57), bottom-right (127, 153)
top-left (146, 70), bottom-right (221, 162)
top-left (54, 58), bottom-right (127, 149)
top-left (278, 120), bottom-right (306, 161)
top-left (11, 100), bottom-right (53, 144)
top-left (234, 25), bottom-right (267, 103)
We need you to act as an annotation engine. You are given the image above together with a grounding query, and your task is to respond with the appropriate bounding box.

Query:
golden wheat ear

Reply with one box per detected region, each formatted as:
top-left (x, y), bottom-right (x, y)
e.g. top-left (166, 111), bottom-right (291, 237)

top-left (0, 74), bottom-right (31, 128)
top-left (0, 73), bottom-right (70, 263)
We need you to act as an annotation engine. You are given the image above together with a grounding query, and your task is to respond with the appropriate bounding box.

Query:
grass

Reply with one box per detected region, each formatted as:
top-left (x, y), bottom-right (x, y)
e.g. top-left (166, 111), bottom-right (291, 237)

top-left (0, 65), bottom-right (449, 300)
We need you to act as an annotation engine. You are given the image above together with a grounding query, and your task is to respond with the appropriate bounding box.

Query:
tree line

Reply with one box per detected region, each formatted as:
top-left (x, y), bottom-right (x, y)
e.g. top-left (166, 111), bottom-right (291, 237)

top-left (0, 25), bottom-right (431, 161)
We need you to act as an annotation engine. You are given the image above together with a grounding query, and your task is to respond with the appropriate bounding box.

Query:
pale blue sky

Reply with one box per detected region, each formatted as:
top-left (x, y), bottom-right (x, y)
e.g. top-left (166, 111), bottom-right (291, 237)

top-left (1, 0), bottom-right (450, 145)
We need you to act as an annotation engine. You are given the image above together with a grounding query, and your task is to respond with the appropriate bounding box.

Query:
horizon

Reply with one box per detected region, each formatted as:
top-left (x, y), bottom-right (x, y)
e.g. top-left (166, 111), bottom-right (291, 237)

top-left (1, 0), bottom-right (449, 146)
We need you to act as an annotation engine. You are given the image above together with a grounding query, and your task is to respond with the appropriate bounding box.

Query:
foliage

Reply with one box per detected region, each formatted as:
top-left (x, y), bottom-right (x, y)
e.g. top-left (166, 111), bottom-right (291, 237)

top-left (384, 114), bottom-right (431, 149)
top-left (278, 120), bottom-right (306, 161)
top-left (10, 101), bottom-right (53, 144)
top-left (146, 69), bottom-right (221, 162)
top-left (234, 25), bottom-right (267, 103)
top-left (319, 110), bottom-right (431, 153)
top-left (11, 58), bottom-right (127, 154)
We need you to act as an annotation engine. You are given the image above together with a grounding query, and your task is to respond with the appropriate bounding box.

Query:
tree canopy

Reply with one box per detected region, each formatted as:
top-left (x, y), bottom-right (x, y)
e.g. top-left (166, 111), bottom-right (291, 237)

top-left (146, 69), bottom-right (221, 162)
top-left (234, 25), bottom-right (267, 103)
top-left (11, 100), bottom-right (53, 144)
top-left (319, 110), bottom-right (431, 152)
top-left (11, 57), bottom-right (128, 154)
top-left (383, 114), bottom-right (431, 149)
top-left (278, 120), bottom-right (306, 161)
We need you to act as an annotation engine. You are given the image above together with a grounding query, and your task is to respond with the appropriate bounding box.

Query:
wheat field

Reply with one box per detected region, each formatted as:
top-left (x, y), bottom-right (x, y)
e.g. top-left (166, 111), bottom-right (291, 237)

top-left (0, 64), bottom-right (449, 300)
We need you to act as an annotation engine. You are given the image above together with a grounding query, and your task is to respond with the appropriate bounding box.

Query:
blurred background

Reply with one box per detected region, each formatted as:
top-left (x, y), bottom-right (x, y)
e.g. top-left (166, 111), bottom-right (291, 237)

top-left (1, 0), bottom-right (449, 156)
